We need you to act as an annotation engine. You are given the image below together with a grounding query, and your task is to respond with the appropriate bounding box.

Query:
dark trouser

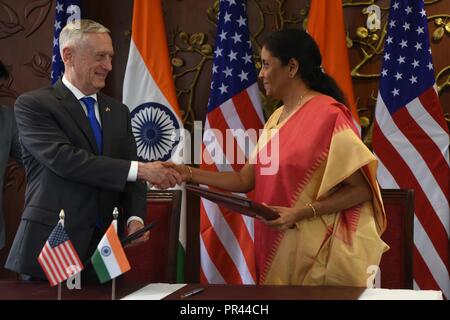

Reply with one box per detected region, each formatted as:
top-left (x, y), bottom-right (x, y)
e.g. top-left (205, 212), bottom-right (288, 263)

top-left (80, 227), bottom-right (103, 284)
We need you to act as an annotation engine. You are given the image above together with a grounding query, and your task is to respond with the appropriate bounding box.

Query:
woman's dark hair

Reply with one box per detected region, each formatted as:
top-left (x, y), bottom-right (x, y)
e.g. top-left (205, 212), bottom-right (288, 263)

top-left (263, 28), bottom-right (347, 105)
top-left (0, 60), bottom-right (9, 80)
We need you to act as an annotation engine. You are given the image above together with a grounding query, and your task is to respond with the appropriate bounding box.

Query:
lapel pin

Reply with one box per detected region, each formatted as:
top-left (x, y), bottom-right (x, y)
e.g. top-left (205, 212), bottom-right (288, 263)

top-left (105, 107), bottom-right (111, 112)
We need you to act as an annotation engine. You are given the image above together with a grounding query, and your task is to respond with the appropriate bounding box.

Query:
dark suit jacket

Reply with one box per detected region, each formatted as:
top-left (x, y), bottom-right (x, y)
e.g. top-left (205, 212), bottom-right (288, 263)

top-left (5, 80), bottom-right (147, 278)
top-left (0, 106), bottom-right (22, 250)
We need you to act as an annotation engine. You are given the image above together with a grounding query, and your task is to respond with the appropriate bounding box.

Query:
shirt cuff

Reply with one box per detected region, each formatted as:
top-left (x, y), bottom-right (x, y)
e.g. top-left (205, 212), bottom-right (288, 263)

top-left (127, 161), bottom-right (138, 181)
top-left (127, 216), bottom-right (145, 227)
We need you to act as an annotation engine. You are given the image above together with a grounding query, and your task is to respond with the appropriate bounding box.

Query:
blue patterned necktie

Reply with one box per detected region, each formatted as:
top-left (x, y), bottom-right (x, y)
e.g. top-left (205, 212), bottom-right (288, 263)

top-left (80, 97), bottom-right (102, 154)
top-left (80, 96), bottom-right (103, 230)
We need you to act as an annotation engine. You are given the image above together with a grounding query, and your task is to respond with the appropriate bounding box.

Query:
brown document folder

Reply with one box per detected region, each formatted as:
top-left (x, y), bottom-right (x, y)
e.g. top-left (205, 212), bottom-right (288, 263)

top-left (186, 185), bottom-right (279, 221)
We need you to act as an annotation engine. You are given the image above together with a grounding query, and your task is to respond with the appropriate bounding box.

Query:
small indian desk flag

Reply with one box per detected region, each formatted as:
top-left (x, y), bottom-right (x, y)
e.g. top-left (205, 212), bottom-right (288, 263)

top-left (91, 220), bottom-right (130, 283)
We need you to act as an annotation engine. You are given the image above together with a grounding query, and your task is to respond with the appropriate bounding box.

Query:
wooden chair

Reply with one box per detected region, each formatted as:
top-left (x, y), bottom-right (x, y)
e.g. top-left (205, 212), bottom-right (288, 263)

top-left (118, 190), bottom-right (182, 294)
top-left (379, 189), bottom-right (414, 289)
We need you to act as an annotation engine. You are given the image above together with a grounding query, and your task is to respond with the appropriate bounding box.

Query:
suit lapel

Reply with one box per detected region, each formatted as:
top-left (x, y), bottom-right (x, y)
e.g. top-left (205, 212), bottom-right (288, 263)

top-left (54, 80), bottom-right (99, 154)
top-left (98, 93), bottom-right (112, 156)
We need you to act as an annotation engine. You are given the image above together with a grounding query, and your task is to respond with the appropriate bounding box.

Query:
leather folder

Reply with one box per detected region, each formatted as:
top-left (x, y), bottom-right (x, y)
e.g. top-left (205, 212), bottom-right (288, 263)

top-left (186, 184), bottom-right (279, 221)
top-left (121, 220), bottom-right (157, 245)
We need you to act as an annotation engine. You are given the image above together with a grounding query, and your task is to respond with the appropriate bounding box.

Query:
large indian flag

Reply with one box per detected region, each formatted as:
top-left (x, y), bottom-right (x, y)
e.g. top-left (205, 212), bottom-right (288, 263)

top-left (122, 0), bottom-right (186, 282)
top-left (307, 0), bottom-right (360, 129)
top-left (91, 220), bottom-right (130, 283)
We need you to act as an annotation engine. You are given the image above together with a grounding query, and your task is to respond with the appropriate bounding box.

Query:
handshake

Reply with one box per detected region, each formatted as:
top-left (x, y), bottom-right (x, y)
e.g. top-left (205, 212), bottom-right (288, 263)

top-left (136, 161), bottom-right (192, 189)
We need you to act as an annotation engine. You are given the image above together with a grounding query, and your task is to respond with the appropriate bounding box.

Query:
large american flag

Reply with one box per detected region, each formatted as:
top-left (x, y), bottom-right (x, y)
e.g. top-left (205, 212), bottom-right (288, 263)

top-left (38, 221), bottom-right (84, 286)
top-left (200, 0), bottom-right (264, 284)
top-left (372, 0), bottom-right (449, 298)
top-left (51, 0), bottom-right (81, 84)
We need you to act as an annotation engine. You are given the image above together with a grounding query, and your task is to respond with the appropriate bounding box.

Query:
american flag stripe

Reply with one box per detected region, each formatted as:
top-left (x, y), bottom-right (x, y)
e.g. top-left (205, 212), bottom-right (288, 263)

top-left (200, 237), bottom-right (225, 283)
top-left (403, 98), bottom-right (449, 160)
top-left (41, 246), bottom-right (64, 284)
top-left (419, 88), bottom-right (449, 132)
top-left (392, 109), bottom-right (449, 201)
top-left (206, 97), bottom-right (260, 173)
top-left (374, 121), bottom-right (449, 259)
top-left (414, 92), bottom-right (450, 144)
top-left (203, 120), bottom-right (239, 171)
top-left (232, 88), bottom-right (264, 132)
top-left (201, 205), bottom-right (243, 283)
top-left (215, 105), bottom-right (252, 166)
top-left (200, 138), bottom-right (255, 241)
top-left (413, 245), bottom-right (443, 290)
top-left (54, 244), bottom-right (70, 271)
top-left (374, 140), bottom-right (449, 247)
top-left (45, 244), bottom-right (67, 280)
top-left (246, 84), bottom-right (265, 124)
top-left (38, 251), bottom-right (58, 286)
top-left (375, 97), bottom-right (449, 224)
top-left (61, 243), bottom-right (74, 267)
top-left (201, 199), bottom-right (256, 284)
top-left (65, 242), bottom-right (83, 269)
top-left (54, 245), bottom-right (72, 276)
top-left (414, 217), bottom-right (450, 293)
top-left (41, 247), bottom-right (63, 284)
top-left (377, 160), bottom-right (398, 188)
top-left (222, 207), bottom-right (255, 261)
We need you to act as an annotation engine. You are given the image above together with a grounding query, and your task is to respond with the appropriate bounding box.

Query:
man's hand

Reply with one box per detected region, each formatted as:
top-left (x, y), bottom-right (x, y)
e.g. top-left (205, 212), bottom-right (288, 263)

top-left (137, 161), bottom-right (182, 189)
top-left (126, 220), bottom-right (149, 247)
top-left (162, 162), bottom-right (192, 182)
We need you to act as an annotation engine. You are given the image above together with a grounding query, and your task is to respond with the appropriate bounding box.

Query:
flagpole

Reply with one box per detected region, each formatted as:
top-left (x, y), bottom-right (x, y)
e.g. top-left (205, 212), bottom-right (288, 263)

top-left (57, 283), bottom-right (62, 301)
top-left (57, 209), bottom-right (65, 301)
top-left (112, 279), bottom-right (116, 300)
top-left (111, 207), bottom-right (119, 300)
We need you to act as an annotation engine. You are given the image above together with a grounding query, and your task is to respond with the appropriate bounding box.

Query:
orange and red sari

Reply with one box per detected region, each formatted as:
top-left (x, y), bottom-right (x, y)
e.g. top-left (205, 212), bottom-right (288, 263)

top-left (252, 95), bottom-right (388, 286)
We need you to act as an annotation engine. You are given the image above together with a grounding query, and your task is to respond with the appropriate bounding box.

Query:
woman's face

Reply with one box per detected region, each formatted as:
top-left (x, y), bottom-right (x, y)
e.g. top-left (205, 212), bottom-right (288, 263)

top-left (258, 47), bottom-right (290, 99)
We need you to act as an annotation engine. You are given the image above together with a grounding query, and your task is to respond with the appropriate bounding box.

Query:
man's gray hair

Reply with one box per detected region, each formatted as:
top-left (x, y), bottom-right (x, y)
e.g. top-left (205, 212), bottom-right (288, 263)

top-left (59, 19), bottom-right (110, 57)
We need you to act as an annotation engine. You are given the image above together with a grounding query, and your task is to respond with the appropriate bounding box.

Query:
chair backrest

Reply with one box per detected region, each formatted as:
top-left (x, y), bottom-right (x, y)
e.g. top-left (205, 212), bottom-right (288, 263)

top-left (119, 190), bottom-right (181, 293)
top-left (379, 189), bottom-right (414, 289)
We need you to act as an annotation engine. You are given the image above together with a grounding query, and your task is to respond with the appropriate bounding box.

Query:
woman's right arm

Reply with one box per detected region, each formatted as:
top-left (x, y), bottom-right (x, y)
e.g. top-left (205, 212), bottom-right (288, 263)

top-left (167, 163), bottom-right (255, 193)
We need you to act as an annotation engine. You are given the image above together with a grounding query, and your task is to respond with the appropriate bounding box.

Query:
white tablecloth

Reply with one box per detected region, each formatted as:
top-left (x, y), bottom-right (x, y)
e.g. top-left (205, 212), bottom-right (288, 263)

top-left (358, 288), bottom-right (443, 300)
top-left (121, 283), bottom-right (187, 300)
top-left (121, 284), bottom-right (443, 300)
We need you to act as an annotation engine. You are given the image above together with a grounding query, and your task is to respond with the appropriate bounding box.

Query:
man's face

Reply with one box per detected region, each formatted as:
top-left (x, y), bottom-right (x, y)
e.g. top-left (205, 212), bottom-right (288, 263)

top-left (65, 32), bottom-right (114, 95)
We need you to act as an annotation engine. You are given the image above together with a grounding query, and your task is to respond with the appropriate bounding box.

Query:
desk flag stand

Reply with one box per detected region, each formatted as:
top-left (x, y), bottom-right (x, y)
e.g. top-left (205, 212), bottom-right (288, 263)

top-left (57, 210), bottom-right (65, 300)
top-left (111, 208), bottom-right (118, 300)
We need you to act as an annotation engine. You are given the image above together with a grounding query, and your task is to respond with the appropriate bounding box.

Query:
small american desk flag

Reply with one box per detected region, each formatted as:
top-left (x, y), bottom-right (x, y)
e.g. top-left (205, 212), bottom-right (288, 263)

top-left (372, 0), bottom-right (449, 298)
top-left (38, 222), bottom-right (84, 287)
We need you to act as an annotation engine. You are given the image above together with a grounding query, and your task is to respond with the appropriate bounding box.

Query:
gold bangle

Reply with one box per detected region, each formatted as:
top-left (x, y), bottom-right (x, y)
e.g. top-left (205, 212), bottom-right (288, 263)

top-left (186, 166), bottom-right (193, 182)
top-left (307, 203), bottom-right (317, 218)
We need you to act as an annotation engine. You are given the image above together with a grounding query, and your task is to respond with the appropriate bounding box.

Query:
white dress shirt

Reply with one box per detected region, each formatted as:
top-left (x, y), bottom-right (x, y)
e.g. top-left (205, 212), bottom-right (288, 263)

top-left (62, 76), bottom-right (143, 226)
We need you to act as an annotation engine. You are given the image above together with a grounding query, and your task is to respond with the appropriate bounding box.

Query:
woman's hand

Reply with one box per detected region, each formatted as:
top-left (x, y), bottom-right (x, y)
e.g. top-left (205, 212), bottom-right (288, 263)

top-left (260, 204), bottom-right (306, 231)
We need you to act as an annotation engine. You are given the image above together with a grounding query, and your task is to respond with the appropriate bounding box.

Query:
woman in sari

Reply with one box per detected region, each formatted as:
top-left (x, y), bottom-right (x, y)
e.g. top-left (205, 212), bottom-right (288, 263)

top-left (169, 29), bottom-right (388, 286)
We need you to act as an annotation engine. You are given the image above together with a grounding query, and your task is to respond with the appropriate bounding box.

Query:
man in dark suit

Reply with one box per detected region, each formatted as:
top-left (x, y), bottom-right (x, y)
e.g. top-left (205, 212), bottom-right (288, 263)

top-left (0, 61), bottom-right (22, 251)
top-left (5, 19), bottom-right (181, 280)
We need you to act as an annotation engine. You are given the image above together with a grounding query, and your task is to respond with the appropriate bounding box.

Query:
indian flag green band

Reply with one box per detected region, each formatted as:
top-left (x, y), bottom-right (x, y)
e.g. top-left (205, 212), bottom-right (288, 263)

top-left (176, 242), bottom-right (185, 282)
top-left (91, 249), bottom-right (112, 283)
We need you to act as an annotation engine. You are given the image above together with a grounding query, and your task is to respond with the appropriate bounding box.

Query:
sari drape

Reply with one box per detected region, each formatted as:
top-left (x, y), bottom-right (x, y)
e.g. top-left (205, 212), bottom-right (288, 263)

top-left (252, 95), bottom-right (388, 286)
